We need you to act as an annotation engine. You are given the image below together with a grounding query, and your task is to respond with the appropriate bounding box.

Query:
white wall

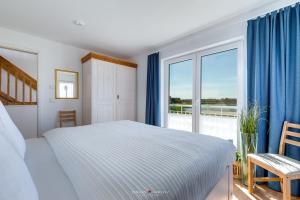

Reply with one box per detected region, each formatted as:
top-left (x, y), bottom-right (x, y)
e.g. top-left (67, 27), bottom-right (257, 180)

top-left (0, 27), bottom-right (89, 135)
top-left (5, 106), bottom-right (37, 138)
top-left (131, 0), bottom-right (297, 123)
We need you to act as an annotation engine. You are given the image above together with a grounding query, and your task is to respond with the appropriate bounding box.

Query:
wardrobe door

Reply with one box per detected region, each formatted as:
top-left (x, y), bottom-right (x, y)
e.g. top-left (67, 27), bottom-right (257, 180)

top-left (116, 65), bottom-right (136, 121)
top-left (92, 60), bottom-right (116, 123)
top-left (82, 60), bottom-right (92, 125)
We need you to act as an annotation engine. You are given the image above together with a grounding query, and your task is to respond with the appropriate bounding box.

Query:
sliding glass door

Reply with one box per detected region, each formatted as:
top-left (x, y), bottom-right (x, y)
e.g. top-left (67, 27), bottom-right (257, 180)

top-left (197, 48), bottom-right (238, 146)
top-left (166, 55), bottom-right (195, 132)
top-left (164, 41), bottom-right (242, 146)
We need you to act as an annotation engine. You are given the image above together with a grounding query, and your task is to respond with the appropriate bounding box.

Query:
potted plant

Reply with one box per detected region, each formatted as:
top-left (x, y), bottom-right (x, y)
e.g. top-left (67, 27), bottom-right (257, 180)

top-left (233, 151), bottom-right (242, 179)
top-left (239, 105), bottom-right (259, 185)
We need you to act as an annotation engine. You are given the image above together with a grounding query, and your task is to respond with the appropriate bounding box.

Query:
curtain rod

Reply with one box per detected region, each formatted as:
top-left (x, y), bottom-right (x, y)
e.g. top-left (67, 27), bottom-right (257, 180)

top-left (249, 2), bottom-right (299, 21)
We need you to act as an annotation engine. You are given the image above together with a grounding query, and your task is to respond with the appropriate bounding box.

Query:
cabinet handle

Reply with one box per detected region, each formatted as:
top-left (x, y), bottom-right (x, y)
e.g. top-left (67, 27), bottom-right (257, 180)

top-left (117, 95), bottom-right (119, 99)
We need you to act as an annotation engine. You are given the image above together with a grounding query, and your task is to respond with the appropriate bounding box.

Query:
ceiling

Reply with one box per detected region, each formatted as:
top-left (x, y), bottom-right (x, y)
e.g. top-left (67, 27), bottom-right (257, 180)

top-left (0, 0), bottom-right (275, 59)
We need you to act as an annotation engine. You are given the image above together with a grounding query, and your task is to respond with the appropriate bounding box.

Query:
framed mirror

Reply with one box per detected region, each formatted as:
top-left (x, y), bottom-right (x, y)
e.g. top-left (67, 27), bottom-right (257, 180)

top-left (55, 69), bottom-right (79, 99)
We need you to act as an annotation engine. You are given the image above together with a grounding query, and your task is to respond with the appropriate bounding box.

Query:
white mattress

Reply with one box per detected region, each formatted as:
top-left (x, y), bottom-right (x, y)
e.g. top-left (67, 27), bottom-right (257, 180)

top-left (25, 121), bottom-right (235, 200)
top-left (44, 120), bottom-right (235, 200)
top-left (25, 138), bottom-right (78, 200)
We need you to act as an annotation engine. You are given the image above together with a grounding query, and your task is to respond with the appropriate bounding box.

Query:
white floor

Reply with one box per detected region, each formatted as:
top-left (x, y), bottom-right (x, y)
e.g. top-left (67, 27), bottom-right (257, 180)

top-left (168, 113), bottom-right (237, 146)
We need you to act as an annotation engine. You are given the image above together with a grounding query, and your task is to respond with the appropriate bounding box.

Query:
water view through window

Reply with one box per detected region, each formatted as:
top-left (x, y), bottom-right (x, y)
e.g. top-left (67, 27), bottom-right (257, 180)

top-left (200, 49), bottom-right (238, 146)
top-left (168, 59), bottom-right (193, 131)
top-left (167, 48), bottom-right (238, 146)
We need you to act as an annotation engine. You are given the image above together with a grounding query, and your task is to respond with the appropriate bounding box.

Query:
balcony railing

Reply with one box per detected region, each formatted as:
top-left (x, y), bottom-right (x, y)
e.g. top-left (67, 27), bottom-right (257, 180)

top-left (168, 104), bottom-right (238, 146)
top-left (169, 104), bottom-right (237, 117)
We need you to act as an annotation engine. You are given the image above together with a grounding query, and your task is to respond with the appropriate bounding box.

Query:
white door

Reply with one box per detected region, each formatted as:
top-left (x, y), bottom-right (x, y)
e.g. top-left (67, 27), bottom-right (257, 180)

top-left (196, 45), bottom-right (240, 146)
top-left (164, 55), bottom-right (196, 132)
top-left (116, 65), bottom-right (136, 121)
top-left (82, 60), bottom-right (92, 125)
top-left (163, 41), bottom-right (243, 147)
top-left (92, 60), bottom-right (116, 123)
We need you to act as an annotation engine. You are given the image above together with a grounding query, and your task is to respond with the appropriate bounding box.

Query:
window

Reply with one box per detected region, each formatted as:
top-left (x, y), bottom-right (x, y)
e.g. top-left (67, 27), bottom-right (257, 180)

top-left (55, 69), bottom-right (78, 99)
top-left (199, 49), bottom-right (238, 146)
top-left (168, 59), bottom-right (193, 131)
top-left (58, 81), bottom-right (74, 98)
top-left (164, 41), bottom-right (243, 146)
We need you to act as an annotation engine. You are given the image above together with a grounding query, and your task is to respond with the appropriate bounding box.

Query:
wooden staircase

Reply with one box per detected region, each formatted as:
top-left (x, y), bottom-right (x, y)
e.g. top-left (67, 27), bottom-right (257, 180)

top-left (0, 56), bottom-right (37, 105)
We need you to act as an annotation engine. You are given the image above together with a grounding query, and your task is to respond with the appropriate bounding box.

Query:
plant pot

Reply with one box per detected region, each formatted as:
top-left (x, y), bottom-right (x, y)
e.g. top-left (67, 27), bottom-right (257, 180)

top-left (240, 133), bottom-right (256, 185)
top-left (233, 161), bottom-right (242, 179)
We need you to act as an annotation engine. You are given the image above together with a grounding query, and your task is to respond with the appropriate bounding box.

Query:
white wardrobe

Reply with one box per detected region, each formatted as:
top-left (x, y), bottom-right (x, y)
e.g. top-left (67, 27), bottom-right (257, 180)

top-left (82, 53), bottom-right (137, 125)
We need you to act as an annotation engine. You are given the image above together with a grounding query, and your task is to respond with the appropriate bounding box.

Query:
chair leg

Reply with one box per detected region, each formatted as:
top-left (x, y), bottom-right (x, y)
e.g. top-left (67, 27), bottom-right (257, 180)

top-left (282, 177), bottom-right (291, 200)
top-left (248, 158), bottom-right (254, 193)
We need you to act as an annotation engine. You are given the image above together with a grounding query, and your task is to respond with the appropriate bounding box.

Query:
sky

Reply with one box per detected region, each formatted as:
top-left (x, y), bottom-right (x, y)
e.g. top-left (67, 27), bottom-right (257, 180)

top-left (169, 48), bottom-right (237, 99)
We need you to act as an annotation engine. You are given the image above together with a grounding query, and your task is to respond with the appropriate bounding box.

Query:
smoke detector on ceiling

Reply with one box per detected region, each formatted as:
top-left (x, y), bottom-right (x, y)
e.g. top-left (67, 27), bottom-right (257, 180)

top-left (73, 20), bottom-right (86, 26)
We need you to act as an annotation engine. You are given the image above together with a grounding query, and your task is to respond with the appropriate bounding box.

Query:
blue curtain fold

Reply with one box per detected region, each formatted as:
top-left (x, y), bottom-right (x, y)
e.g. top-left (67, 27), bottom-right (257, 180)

top-left (145, 52), bottom-right (161, 126)
top-left (247, 3), bottom-right (300, 196)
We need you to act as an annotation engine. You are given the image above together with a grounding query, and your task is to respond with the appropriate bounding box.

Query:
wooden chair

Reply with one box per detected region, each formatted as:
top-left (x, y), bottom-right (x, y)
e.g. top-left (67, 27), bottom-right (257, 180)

top-left (248, 121), bottom-right (300, 200)
top-left (59, 110), bottom-right (77, 127)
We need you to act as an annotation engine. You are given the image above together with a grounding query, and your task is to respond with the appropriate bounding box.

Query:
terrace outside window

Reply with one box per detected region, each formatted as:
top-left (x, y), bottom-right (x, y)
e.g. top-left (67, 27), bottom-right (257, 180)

top-left (165, 42), bottom-right (241, 146)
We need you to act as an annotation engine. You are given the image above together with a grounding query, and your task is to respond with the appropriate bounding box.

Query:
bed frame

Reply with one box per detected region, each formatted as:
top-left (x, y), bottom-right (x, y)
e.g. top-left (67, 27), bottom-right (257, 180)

top-left (206, 165), bottom-right (233, 200)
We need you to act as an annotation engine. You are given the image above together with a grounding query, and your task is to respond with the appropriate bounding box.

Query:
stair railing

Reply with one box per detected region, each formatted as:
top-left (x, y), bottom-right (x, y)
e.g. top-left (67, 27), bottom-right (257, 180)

top-left (0, 56), bottom-right (37, 105)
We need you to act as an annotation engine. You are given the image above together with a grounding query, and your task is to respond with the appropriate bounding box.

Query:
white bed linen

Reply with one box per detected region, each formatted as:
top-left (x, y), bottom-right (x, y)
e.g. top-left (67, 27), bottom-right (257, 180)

top-left (0, 101), bottom-right (26, 158)
top-left (25, 138), bottom-right (79, 200)
top-left (0, 134), bottom-right (38, 200)
top-left (44, 120), bottom-right (235, 200)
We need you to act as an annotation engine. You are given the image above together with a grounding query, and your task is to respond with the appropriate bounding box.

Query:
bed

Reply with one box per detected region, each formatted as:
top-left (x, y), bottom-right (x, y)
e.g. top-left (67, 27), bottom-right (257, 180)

top-left (0, 101), bottom-right (235, 200)
top-left (26, 121), bottom-right (234, 200)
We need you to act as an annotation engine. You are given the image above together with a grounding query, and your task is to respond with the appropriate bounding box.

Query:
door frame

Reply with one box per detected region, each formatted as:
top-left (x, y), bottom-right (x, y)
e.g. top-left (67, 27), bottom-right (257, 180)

top-left (162, 39), bottom-right (244, 141)
top-left (195, 41), bottom-right (244, 132)
top-left (163, 53), bottom-right (196, 131)
top-left (0, 45), bottom-right (39, 138)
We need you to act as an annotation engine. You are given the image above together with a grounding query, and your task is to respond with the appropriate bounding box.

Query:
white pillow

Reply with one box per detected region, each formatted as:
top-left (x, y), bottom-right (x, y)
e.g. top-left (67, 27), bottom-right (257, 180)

top-left (0, 101), bottom-right (26, 158)
top-left (0, 134), bottom-right (39, 200)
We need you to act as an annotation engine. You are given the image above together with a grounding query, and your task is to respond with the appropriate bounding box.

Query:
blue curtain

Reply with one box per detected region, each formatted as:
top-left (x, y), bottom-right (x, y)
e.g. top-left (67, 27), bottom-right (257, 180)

top-left (247, 3), bottom-right (300, 196)
top-left (145, 52), bottom-right (161, 126)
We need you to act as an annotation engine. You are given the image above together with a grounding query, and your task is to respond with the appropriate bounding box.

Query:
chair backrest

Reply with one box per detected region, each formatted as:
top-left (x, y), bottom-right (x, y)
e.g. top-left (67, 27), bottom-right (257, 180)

top-left (279, 121), bottom-right (300, 155)
top-left (59, 110), bottom-right (77, 127)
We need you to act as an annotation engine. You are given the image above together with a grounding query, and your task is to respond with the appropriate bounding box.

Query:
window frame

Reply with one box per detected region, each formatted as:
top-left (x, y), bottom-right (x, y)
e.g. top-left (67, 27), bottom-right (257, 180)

top-left (195, 41), bottom-right (244, 132)
top-left (162, 39), bottom-right (244, 146)
top-left (164, 54), bottom-right (197, 131)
